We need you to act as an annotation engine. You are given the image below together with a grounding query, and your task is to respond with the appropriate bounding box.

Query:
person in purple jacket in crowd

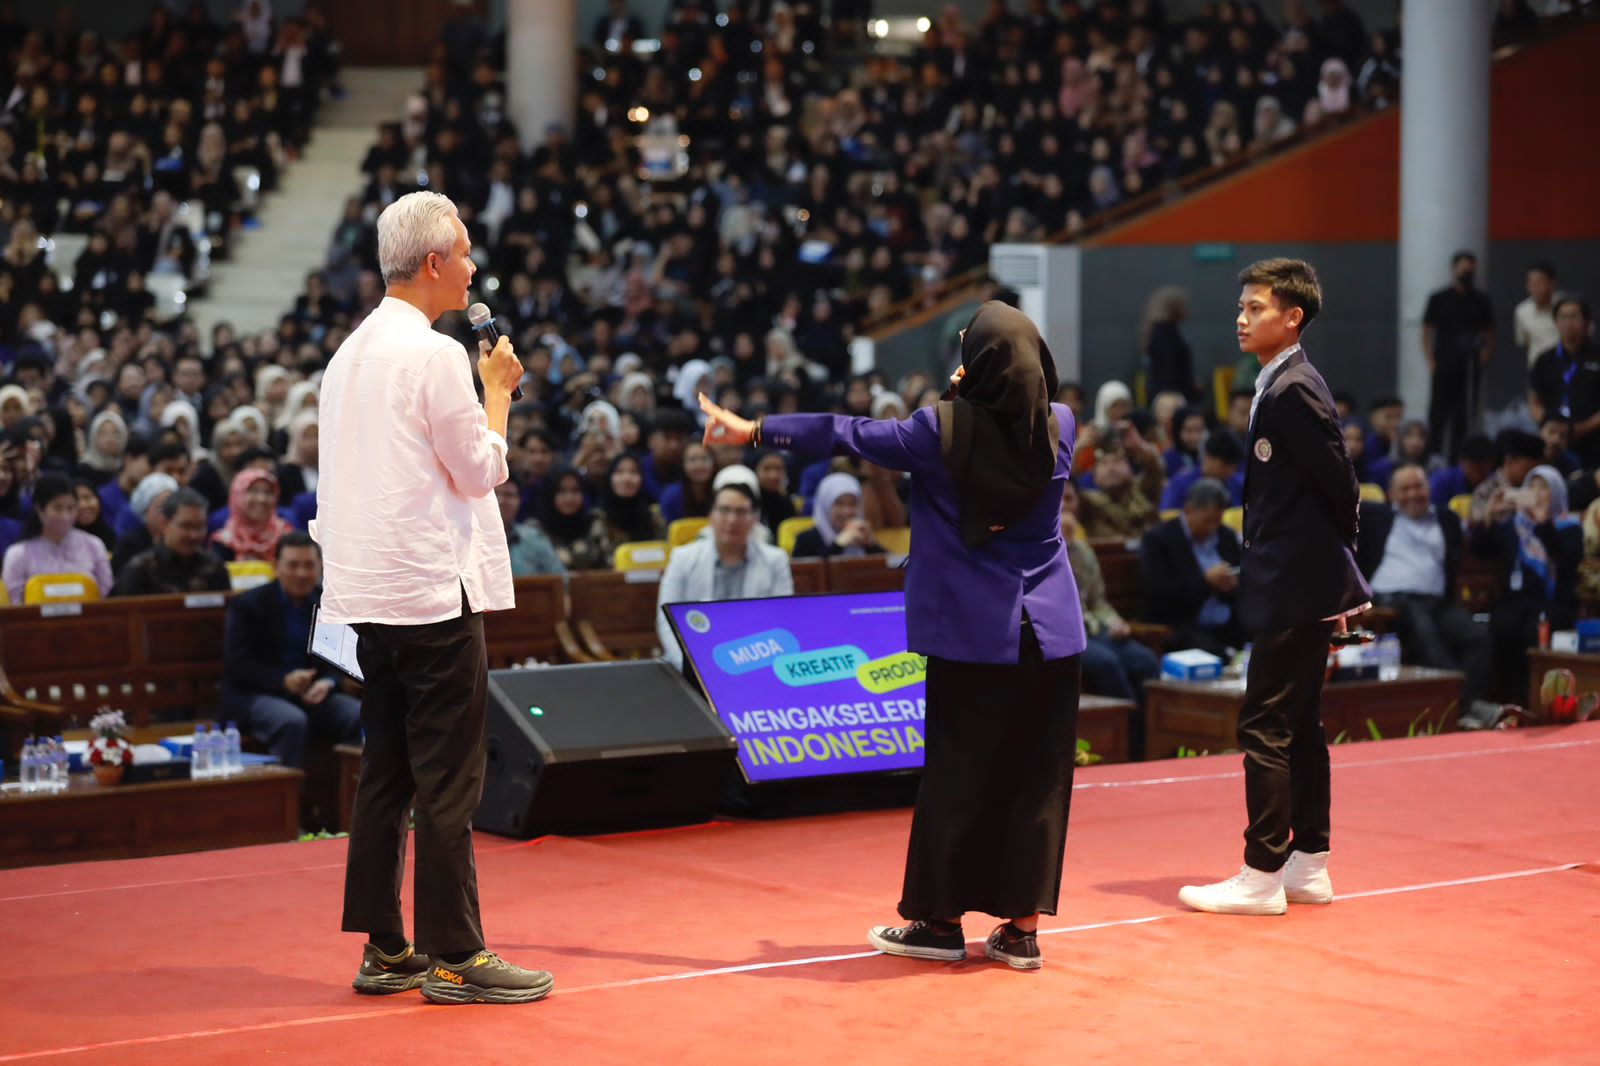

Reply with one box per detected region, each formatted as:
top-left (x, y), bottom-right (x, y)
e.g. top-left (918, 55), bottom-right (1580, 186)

top-left (699, 300), bottom-right (1086, 972)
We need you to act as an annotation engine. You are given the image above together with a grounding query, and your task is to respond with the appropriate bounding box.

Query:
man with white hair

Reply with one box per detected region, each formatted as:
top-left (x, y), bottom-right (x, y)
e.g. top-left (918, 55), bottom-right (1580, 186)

top-left (316, 191), bottom-right (552, 1005)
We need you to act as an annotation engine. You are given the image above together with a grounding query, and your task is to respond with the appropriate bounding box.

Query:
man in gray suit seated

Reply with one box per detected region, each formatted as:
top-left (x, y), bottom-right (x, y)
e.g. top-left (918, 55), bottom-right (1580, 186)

top-left (656, 481), bottom-right (794, 669)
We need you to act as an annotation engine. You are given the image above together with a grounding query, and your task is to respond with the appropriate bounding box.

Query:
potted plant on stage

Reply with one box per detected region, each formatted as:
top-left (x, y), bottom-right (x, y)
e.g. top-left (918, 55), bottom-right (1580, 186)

top-left (87, 708), bottom-right (134, 786)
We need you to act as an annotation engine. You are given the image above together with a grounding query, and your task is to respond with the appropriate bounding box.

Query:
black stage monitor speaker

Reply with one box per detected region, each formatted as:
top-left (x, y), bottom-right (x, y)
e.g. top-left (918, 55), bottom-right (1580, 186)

top-left (477, 660), bottom-right (737, 838)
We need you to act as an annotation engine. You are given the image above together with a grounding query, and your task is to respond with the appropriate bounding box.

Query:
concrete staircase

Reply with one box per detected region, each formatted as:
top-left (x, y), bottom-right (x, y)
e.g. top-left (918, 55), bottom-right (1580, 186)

top-left (188, 67), bottom-right (420, 339)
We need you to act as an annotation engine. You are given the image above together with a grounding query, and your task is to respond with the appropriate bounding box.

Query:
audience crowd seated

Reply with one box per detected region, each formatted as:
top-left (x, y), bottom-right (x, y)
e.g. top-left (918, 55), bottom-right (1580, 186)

top-left (0, 2), bottom-right (340, 344)
top-left (0, 2), bottom-right (1591, 759)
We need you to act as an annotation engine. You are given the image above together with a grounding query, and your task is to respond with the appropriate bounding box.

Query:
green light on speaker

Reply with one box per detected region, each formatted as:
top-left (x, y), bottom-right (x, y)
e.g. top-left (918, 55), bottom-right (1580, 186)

top-left (528, 706), bottom-right (544, 717)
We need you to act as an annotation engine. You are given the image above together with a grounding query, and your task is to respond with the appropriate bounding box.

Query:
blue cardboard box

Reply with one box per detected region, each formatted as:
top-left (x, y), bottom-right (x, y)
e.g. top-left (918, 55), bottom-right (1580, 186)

top-left (1161, 649), bottom-right (1223, 681)
top-left (1577, 619), bottom-right (1600, 653)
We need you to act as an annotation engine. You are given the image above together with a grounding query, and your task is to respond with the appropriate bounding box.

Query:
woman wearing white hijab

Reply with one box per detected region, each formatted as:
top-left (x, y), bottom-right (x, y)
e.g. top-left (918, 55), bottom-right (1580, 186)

top-left (872, 392), bottom-right (909, 420)
top-left (278, 412), bottom-right (319, 500)
top-left (617, 371), bottom-right (656, 416)
top-left (160, 399), bottom-right (204, 459)
top-left (792, 471), bottom-right (884, 559)
top-left (674, 359), bottom-right (713, 422)
top-left (190, 415), bottom-right (250, 512)
top-left (1092, 381), bottom-right (1133, 431)
top-left (231, 405), bottom-right (270, 448)
top-left (578, 399), bottom-right (623, 447)
top-left (80, 409), bottom-right (129, 480)
top-left (254, 365), bottom-right (292, 424)
top-left (74, 350), bottom-right (109, 391)
top-left (0, 384), bottom-right (33, 431)
top-left (275, 379), bottom-right (319, 431)
top-left (1318, 58), bottom-right (1352, 116)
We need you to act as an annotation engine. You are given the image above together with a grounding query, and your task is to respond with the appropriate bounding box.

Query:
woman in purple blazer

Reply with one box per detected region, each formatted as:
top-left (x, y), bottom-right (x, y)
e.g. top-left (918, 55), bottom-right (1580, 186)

top-left (700, 301), bottom-right (1086, 971)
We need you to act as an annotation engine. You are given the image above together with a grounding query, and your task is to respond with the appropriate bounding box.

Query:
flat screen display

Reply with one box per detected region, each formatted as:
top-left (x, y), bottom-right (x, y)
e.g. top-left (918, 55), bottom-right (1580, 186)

top-left (663, 592), bottom-right (926, 783)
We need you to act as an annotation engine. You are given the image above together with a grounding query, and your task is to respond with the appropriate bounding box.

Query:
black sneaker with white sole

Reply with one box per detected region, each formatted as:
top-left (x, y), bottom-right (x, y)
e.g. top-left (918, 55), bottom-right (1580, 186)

top-left (420, 950), bottom-right (554, 1005)
top-left (984, 923), bottom-right (1042, 971)
top-left (352, 942), bottom-right (432, 994)
top-left (867, 921), bottom-right (966, 962)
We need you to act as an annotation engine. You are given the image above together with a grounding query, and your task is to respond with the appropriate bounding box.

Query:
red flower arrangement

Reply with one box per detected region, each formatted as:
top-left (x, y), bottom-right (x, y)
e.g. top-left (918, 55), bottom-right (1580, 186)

top-left (87, 708), bottom-right (134, 768)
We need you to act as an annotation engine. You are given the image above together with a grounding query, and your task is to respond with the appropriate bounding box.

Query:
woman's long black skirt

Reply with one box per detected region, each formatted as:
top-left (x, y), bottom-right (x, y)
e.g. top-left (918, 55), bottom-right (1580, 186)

top-left (897, 626), bottom-right (1081, 921)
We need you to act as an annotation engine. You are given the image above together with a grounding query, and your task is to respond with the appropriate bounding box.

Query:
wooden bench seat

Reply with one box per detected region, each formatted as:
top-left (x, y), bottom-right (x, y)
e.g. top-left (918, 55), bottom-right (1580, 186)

top-left (0, 592), bottom-right (228, 728)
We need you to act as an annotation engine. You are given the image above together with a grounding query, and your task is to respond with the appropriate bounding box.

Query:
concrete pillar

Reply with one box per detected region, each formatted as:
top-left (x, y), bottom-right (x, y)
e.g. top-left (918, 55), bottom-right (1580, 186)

top-left (1397, 5), bottom-right (1491, 423)
top-left (507, 0), bottom-right (577, 154)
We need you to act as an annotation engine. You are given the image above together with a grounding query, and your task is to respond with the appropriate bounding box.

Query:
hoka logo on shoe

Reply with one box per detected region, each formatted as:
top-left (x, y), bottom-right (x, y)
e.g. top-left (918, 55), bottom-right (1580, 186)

top-left (433, 968), bottom-right (464, 985)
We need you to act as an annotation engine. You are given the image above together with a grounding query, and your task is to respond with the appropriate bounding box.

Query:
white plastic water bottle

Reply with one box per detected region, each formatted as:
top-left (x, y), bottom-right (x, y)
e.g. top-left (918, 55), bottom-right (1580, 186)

top-left (1379, 633), bottom-right (1402, 680)
top-left (222, 722), bottom-right (242, 776)
top-left (33, 736), bottom-right (52, 792)
top-left (50, 736), bottom-right (68, 791)
top-left (19, 737), bottom-right (38, 793)
top-left (192, 724), bottom-right (212, 779)
top-left (204, 724), bottom-right (220, 778)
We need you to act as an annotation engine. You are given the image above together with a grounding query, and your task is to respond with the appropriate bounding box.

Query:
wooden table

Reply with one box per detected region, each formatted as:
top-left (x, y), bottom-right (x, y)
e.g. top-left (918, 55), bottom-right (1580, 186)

top-left (0, 766), bottom-right (303, 869)
top-left (1525, 649), bottom-right (1600, 713)
top-left (1144, 666), bottom-right (1464, 761)
top-left (1078, 695), bottom-right (1134, 765)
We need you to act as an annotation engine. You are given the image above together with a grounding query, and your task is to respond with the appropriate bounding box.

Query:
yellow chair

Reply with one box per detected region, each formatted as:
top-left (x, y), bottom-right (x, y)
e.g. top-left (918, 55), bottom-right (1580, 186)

top-left (1213, 365), bottom-right (1237, 423)
top-left (23, 572), bottom-right (100, 605)
top-left (0, 583), bottom-right (8, 605)
top-left (1222, 507), bottom-right (1244, 534)
top-left (876, 526), bottom-right (911, 556)
top-left (777, 517), bottom-right (816, 555)
top-left (1358, 483), bottom-right (1385, 503)
top-left (667, 517), bottom-right (709, 547)
top-left (225, 560), bottom-right (276, 591)
top-left (1449, 494), bottom-right (1472, 523)
top-left (614, 540), bottom-right (671, 572)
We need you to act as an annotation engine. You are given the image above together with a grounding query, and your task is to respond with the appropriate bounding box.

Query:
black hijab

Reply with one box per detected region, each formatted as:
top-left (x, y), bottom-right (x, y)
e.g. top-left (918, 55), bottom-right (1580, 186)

top-left (72, 476), bottom-right (117, 550)
top-left (753, 449), bottom-right (797, 533)
top-left (540, 468), bottom-right (594, 545)
top-left (601, 453), bottom-right (657, 543)
top-left (937, 301), bottom-right (1061, 549)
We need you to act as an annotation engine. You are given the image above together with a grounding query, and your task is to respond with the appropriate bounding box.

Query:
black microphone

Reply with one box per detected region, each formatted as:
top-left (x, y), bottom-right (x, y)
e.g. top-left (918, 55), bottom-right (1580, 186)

top-left (466, 302), bottom-right (523, 402)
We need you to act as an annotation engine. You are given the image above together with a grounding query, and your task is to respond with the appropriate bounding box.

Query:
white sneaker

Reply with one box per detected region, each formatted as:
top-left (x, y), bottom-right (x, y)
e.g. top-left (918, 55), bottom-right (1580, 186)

top-left (1283, 850), bottom-right (1333, 904)
top-left (1178, 865), bottom-right (1287, 915)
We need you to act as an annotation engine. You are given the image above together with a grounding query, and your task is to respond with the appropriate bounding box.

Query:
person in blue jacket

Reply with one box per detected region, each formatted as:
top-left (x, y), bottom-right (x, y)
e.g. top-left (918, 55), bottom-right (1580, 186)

top-left (699, 300), bottom-right (1085, 971)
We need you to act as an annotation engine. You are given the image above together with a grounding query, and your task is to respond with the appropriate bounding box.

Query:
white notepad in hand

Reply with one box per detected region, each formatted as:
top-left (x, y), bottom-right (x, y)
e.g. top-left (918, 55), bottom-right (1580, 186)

top-left (308, 607), bottom-right (364, 682)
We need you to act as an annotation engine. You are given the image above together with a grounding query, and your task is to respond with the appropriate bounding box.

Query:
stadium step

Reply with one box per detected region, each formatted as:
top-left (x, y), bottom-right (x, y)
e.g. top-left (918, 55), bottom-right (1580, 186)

top-left (189, 67), bottom-right (421, 339)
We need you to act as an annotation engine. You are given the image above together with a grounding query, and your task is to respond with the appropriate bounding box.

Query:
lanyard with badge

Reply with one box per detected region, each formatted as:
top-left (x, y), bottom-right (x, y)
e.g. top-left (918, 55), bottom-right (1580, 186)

top-left (1556, 343), bottom-right (1577, 418)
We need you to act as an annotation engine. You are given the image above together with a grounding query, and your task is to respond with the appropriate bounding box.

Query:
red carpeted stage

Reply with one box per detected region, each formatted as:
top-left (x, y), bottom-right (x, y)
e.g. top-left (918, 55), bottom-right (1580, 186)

top-left (2, 724), bottom-right (1596, 1065)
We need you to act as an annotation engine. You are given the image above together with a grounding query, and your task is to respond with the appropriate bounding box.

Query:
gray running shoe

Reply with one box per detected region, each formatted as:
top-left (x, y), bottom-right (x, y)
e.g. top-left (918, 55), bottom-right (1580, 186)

top-left (420, 950), bottom-right (554, 1005)
top-left (352, 942), bottom-right (431, 995)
